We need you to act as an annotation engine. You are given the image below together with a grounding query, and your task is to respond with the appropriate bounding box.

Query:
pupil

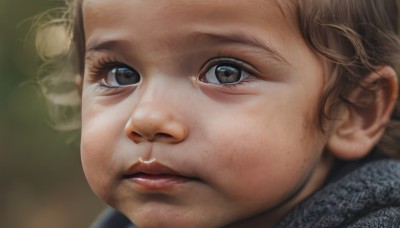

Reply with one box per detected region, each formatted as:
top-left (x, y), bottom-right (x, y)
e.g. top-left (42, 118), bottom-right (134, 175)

top-left (115, 67), bottom-right (140, 85)
top-left (215, 64), bottom-right (241, 84)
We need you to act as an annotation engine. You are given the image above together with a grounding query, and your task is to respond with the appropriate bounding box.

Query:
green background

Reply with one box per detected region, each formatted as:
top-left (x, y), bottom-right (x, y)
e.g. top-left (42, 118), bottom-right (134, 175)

top-left (0, 0), bottom-right (104, 227)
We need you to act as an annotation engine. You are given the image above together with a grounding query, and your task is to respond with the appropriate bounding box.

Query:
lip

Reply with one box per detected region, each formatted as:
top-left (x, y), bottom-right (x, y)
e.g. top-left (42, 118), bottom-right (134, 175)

top-left (123, 159), bottom-right (195, 191)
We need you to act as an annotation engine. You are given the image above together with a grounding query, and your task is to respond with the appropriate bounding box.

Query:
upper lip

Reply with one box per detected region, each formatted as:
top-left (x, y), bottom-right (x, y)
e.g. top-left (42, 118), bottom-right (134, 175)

top-left (124, 160), bottom-right (182, 177)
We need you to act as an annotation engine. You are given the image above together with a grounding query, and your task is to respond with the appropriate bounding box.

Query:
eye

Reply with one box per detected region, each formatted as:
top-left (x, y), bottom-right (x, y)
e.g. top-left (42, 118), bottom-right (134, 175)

top-left (102, 66), bottom-right (140, 87)
top-left (202, 63), bottom-right (250, 85)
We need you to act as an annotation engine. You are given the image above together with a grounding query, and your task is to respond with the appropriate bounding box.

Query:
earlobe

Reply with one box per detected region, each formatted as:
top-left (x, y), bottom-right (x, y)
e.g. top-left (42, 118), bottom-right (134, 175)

top-left (327, 65), bottom-right (398, 160)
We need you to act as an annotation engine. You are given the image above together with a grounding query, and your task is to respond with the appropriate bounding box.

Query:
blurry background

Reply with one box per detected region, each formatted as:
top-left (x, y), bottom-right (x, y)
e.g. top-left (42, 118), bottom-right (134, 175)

top-left (0, 0), bottom-right (105, 227)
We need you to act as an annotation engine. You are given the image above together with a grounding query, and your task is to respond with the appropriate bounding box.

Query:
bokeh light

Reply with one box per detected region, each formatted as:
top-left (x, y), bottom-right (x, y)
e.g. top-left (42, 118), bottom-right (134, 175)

top-left (0, 0), bottom-right (105, 227)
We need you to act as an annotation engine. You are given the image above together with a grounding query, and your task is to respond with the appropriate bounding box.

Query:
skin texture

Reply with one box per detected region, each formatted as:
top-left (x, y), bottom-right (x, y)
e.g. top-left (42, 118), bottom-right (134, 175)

top-left (79, 0), bottom-right (399, 227)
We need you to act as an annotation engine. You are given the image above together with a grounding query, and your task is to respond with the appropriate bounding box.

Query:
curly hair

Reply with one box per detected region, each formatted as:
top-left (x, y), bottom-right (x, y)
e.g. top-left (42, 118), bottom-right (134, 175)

top-left (292, 0), bottom-right (400, 158)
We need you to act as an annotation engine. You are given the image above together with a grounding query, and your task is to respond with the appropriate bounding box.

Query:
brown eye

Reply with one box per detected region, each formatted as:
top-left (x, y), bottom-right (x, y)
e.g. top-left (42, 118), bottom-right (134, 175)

top-left (103, 66), bottom-right (140, 87)
top-left (202, 63), bottom-right (249, 85)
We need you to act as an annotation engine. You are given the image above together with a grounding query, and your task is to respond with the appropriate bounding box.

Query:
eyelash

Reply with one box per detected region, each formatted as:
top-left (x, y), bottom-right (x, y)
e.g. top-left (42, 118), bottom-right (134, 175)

top-left (88, 56), bottom-right (130, 86)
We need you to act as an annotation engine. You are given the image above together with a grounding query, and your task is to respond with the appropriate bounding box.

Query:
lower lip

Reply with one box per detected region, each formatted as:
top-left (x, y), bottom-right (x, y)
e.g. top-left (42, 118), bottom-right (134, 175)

top-left (127, 173), bottom-right (192, 191)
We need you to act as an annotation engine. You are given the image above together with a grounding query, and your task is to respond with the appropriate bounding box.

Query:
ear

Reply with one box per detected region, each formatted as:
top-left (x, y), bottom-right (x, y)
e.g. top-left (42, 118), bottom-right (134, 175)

top-left (326, 66), bottom-right (398, 160)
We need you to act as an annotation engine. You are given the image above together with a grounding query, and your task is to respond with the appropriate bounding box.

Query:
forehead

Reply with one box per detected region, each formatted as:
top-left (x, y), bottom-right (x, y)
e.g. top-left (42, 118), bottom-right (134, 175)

top-left (82, 0), bottom-right (295, 26)
top-left (84, 1), bottom-right (296, 28)
top-left (82, 0), bottom-right (300, 58)
top-left (82, 0), bottom-right (291, 19)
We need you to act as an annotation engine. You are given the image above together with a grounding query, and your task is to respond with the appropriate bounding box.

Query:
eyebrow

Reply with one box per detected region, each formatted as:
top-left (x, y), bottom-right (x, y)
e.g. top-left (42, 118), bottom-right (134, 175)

top-left (85, 31), bottom-right (290, 65)
top-left (85, 38), bottom-right (131, 60)
top-left (195, 32), bottom-right (290, 65)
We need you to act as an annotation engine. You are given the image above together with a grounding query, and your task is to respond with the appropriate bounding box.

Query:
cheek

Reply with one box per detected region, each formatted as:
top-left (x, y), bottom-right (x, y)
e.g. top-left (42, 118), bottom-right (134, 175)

top-left (197, 100), bottom-right (324, 207)
top-left (80, 102), bottom-right (128, 201)
top-left (80, 123), bottom-right (111, 200)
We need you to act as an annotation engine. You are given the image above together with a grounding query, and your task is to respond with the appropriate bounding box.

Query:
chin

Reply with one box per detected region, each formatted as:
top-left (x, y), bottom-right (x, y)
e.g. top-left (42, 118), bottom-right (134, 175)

top-left (130, 216), bottom-right (212, 228)
top-left (124, 209), bottom-right (223, 228)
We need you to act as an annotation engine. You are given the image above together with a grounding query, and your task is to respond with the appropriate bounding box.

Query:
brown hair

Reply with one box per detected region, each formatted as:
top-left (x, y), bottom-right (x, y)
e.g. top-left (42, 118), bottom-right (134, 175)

top-left (291, 0), bottom-right (400, 157)
top-left (37, 0), bottom-right (400, 156)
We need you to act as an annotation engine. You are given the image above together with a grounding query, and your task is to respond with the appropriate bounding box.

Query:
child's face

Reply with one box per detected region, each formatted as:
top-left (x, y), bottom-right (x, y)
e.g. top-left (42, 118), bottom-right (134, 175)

top-left (81, 0), bottom-right (332, 227)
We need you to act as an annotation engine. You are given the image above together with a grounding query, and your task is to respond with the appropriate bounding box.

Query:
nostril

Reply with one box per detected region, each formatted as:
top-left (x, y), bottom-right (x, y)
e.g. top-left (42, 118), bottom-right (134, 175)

top-left (125, 117), bottom-right (187, 143)
top-left (129, 131), bottom-right (146, 143)
top-left (130, 131), bottom-right (172, 142)
top-left (154, 132), bottom-right (178, 143)
top-left (156, 133), bottom-right (173, 139)
top-left (132, 131), bottom-right (142, 138)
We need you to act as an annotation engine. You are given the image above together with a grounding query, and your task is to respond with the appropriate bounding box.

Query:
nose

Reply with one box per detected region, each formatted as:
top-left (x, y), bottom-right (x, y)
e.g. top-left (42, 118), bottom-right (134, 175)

top-left (124, 102), bottom-right (188, 144)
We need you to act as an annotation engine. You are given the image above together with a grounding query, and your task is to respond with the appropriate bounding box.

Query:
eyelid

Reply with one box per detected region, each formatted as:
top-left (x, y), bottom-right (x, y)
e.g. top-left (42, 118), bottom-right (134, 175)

top-left (87, 56), bottom-right (134, 83)
top-left (199, 57), bottom-right (260, 78)
top-left (87, 56), bottom-right (117, 80)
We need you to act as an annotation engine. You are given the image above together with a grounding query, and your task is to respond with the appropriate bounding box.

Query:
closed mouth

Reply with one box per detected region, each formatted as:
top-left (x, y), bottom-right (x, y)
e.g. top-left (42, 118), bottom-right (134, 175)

top-left (123, 159), bottom-right (198, 190)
